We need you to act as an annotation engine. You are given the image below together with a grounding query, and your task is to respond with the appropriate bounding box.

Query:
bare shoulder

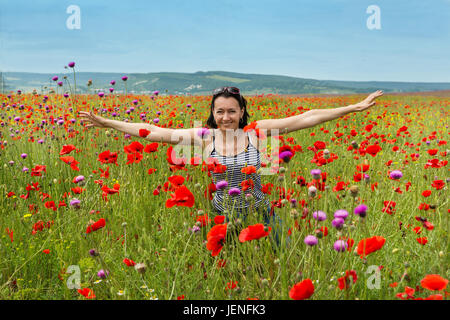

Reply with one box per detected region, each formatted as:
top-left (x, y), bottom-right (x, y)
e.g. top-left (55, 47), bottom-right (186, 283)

top-left (247, 130), bottom-right (265, 153)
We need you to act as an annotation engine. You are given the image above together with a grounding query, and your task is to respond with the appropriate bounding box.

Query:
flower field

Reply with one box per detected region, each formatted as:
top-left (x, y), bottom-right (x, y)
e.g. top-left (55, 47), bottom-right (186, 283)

top-left (0, 76), bottom-right (448, 300)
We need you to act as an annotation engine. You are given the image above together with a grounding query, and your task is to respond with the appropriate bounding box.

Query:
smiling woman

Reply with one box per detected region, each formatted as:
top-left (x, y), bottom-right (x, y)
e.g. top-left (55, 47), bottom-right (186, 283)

top-left (79, 87), bottom-right (383, 225)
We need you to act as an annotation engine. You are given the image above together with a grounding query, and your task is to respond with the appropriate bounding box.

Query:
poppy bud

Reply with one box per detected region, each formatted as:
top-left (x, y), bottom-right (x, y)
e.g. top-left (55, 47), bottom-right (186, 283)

top-left (279, 167), bottom-right (286, 174)
top-left (277, 175), bottom-right (284, 182)
top-left (439, 251), bottom-right (444, 257)
top-left (274, 259), bottom-right (280, 265)
top-left (122, 222), bottom-right (127, 228)
top-left (261, 278), bottom-right (269, 286)
top-left (195, 183), bottom-right (202, 189)
top-left (281, 199), bottom-right (288, 205)
top-left (290, 209), bottom-right (299, 219)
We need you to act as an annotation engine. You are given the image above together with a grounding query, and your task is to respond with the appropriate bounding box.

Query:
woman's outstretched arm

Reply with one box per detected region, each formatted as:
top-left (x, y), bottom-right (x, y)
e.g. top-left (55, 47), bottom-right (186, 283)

top-left (78, 111), bottom-right (201, 146)
top-left (256, 90), bottom-right (384, 135)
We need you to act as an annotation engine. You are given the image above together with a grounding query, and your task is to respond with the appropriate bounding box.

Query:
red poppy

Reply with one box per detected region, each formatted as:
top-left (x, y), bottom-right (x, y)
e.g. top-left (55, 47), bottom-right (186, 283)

top-left (123, 258), bottom-right (136, 267)
top-left (313, 141), bottom-right (326, 150)
top-left (243, 121), bottom-right (257, 132)
top-left (124, 141), bottom-right (144, 154)
top-left (78, 288), bottom-right (95, 299)
top-left (42, 249), bottom-right (50, 254)
top-left (241, 179), bottom-right (254, 192)
top-left (420, 274), bottom-right (448, 291)
top-left (382, 201), bottom-right (396, 215)
top-left (195, 214), bottom-right (211, 227)
top-left (166, 146), bottom-right (187, 167)
top-left (148, 168), bottom-right (157, 175)
top-left (239, 224), bottom-right (271, 242)
top-left (356, 236), bottom-right (385, 258)
top-left (416, 237), bottom-right (428, 245)
top-left (338, 270), bottom-right (357, 290)
top-left (422, 190), bottom-right (431, 197)
top-left (431, 180), bottom-right (444, 190)
top-left (289, 279), bottom-right (315, 300)
top-left (31, 165), bottom-right (46, 177)
top-left (126, 152), bottom-right (143, 165)
top-left (206, 224), bottom-right (227, 257)
top-left (365, 144), bottom-right (382, 157)
top-left (168, 175), bottom-right (185, 187)
top-left (241, 166), bottom-right (256, 175)
top-left (214, 215), bottom-right (225, 224)
top-left (144, 142), bottom-right (159, 153)
top-left (59, 156), bottom-right (80, 171)
top-left (139, 128), bottom-right (151, 138)
top-left (60, 144), bottom-right (77, 155)
top-left (98, 150), bottom-right (118, 166)
top-left (166, 185), bottom-right (195, 208)
top-left (86, 218), bottom-right (106, 234)
top-left (71, 187), bottom-right (84, 194)
top-left (396, 286), bottom-right (415, 300)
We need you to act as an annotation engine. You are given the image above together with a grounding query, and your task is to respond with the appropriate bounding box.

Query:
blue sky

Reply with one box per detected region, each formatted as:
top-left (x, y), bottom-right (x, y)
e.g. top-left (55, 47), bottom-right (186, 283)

top-left (1, 0), bottom-right (449, 81)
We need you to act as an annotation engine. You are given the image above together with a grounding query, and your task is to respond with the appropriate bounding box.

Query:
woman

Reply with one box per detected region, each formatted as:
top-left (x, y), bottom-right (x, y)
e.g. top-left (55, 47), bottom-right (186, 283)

top-left (79, 87), bottom-right (383, 224)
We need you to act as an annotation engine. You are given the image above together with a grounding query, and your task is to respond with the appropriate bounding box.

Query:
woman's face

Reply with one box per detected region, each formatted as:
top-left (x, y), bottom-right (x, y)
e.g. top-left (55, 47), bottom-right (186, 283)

top-left (213, 96), bottom-right (244, 131)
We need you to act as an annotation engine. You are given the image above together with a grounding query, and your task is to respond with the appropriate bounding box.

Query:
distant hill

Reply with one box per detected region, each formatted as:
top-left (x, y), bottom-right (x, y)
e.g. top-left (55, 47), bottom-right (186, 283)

top-left (2, 71), bottom-right (450, 95)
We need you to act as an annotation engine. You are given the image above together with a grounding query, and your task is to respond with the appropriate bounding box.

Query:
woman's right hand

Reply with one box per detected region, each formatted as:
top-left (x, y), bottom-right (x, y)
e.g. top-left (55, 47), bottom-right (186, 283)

top-left (78, 111), bottom-right (109, 128)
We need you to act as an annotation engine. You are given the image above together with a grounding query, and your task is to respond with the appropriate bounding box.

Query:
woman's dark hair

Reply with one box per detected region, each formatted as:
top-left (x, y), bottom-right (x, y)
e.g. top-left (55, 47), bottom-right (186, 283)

top-left (206, 90), bottom-right (250, 129)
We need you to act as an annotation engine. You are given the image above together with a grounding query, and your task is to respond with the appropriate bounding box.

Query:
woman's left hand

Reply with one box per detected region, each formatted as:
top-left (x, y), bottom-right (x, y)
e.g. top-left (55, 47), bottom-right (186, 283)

top-left (355, 90), bottom-right (384, 111)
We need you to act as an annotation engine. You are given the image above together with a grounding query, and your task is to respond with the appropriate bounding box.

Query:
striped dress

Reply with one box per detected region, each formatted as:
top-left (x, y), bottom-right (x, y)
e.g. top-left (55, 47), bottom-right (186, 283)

top-left (210, 130), bottom-right (270, 213)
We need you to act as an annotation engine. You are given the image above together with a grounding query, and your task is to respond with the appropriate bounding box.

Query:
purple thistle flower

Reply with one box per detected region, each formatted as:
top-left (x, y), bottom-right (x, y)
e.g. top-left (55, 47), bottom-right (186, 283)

top-left (304, 235), bottom-right (318, 246)
top-left (122, 76), bottom-right (128, 81)
top-left (216, 180), bottom-right (228, 190)
top-left (109, 88), bottom-right (114, 93)
top-left (153, 90), bottom-right (159, 96)
top-left (333, 240), bottom-right (348, 252)
top-left (334, 209), bottom-right (348, 220)
top-left (52, 76), bottom-right (58, 81)
top-left (110, 80), bottom-right (116, 85)
top-left (98, 92), bottom-right (105, 98)
top-left (390, 170), bottom-right (403, 180)
top-left (310, 169), bottom-right (321, 179)
top-left (70, 198), bottom-right (81, 208)
top-left (68, 62), bottom-right (75, 68)
top-left (312, 210), bottom-right (327, 221)
top-left (97, 269), bottom-right (109, 279)
top-left (279, 151), bottom-right (293, 163)
top-left (228, 188), bottom-right (241, 196)
top-left (20, 153), bottom-right (27, 159)
top-left (153, 118), bottom-right (160, 124)
top-left (354, 204), bottom-right (368, 217)
top-left (332, 217), bottom-right (345, 229)
top-left (197, 127), bottom-right (210, 139)
top-left (89, 249), bottom-right (99, 257)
